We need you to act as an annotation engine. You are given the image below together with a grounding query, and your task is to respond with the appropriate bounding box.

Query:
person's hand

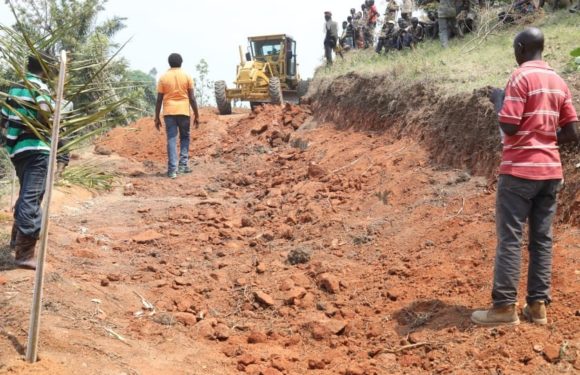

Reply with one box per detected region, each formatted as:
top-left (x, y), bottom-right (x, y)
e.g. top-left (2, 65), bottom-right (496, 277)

top-left (194, 116), bottom-right (200, 129)
top-left (154, 118), bottom-right (162, 131)
top-left (490, 88), bottom-right (505, 106)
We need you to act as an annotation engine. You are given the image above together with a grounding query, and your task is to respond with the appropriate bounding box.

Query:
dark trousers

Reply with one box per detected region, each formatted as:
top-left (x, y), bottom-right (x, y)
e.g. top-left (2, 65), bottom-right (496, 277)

top-left (324, 39), bottom-right (336, 66)
top-left (164, 115), bottom-right (190, 173)
top-left (12, 153), bottom-right (48, 238)
top-left (376, 38), bottom-right (394, 53)
top-left (492, 174), bottom-right (561, 307)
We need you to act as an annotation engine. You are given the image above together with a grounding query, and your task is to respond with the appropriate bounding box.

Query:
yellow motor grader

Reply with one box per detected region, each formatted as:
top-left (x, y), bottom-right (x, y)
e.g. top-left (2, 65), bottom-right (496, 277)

top-left (215, 34), bottom-right (309, 115)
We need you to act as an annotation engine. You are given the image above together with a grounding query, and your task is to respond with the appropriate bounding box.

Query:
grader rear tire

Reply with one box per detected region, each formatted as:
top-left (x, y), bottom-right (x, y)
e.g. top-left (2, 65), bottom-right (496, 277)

top-left (268, 77), bottom-right (283, 105)
top-left (215, 80), bottom-right (232, 115)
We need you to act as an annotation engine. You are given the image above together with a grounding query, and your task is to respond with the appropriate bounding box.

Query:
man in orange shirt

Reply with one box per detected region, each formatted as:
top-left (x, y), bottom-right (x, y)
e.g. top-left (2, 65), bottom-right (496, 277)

top-left (155, 53), bottom-right (200, 179)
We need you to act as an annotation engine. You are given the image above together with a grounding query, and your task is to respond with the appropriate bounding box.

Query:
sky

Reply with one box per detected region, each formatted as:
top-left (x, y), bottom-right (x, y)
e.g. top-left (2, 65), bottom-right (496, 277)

top-left (0, 0), bottom-right (392, 84)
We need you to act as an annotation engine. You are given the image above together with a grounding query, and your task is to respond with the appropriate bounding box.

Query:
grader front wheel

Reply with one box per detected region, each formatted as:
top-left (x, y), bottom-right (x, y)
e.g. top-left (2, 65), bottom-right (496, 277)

top-left (215, 80), bottom-right (232, 115)
top-left (268, 77), bottom-right (283, 105)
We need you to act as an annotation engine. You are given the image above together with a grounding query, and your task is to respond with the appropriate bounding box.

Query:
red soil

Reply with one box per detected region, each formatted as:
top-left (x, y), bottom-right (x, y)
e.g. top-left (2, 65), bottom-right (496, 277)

top-left (0, 105), bottom-right (578, 374)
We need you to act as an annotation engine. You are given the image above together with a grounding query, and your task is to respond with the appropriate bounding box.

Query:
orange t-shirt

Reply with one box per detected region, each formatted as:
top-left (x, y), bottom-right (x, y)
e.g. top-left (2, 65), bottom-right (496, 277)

top-left (157, 68), bottom-right (194, 116)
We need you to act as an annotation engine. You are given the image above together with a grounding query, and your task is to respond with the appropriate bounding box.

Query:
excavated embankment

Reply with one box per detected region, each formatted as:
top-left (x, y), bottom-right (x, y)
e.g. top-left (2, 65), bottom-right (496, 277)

top-left (309, 72), bottom-right (579, 225)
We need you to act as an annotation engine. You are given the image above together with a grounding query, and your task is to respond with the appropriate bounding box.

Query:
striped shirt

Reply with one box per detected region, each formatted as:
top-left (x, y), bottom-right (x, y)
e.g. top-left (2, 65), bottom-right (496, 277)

top-left (1, 73), bottom-right (53, 160)
top-left (498, 61), bottom-right (578, 180)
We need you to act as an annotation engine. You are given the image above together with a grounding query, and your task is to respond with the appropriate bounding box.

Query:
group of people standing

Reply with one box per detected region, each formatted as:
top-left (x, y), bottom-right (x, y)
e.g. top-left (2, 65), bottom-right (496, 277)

top-left (323, 0), bottom-right (476, 65)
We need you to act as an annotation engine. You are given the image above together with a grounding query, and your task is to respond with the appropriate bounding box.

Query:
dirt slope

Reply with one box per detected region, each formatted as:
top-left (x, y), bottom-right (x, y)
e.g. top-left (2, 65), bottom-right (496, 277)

top-left (0, 106), bottom-right (579, 375)
top-left (309, 73), bottom-right (580, 226)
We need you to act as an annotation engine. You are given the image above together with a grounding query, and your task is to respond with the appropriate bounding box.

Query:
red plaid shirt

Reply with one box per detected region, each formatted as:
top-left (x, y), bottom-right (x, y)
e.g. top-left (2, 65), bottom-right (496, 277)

top-left (498, 60), bottom-right (578, 180)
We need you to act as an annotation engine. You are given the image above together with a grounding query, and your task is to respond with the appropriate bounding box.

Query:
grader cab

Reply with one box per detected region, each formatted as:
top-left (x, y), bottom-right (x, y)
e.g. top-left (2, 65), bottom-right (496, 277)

top-left (214, 34), bottom-right (309, 115)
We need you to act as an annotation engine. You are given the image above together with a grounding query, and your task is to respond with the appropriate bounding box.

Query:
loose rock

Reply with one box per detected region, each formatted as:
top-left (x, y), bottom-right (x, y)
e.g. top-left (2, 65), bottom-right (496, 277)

top-left (319, 273), bottom-right (340, 294)
top-left (247, 331), bottom-right (268, 344)
top-left (543, 344), bottom-right (561, 363)
top-left (254, 291), bottom-right (275, 307)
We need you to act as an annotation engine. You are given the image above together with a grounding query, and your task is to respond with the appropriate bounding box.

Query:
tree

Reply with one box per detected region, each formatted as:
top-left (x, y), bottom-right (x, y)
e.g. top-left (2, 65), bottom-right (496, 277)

top-left (0, 0), bottom-right (134, 154)
top-left (194, 59), bottom-right (213, 107)
top-left (5, 0), bottom-right (146, 126)
top-left (122, 69), bottom-right (156, 119)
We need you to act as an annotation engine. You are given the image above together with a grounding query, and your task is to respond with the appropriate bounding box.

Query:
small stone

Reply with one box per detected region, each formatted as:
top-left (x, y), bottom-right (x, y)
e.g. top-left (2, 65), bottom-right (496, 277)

top-left (283, 287), bottom-right (307, 305)
top-left (319, 273), bottom-right (340, 294)
top-left (173, 312), bottom-right (196, 326)
top-left (107, 274), bottom-right (121, 282)
top-left (256, 263), bottom-right (267, 274)
top-left (241, 216), bottom-right (254, 228)
top-left (174, 277), bottom-right (191, 286)
top-left (238, 354), bottom-right (257, 366)
top-left (250, 124), bottom-right (268, 135)
top-left (123, 183), bottom-right (136, 196)
top-left (247, 331), bottom-right (268, 344)
top-left (196, 318), bottom-right (217, 339)
top-left (261, 231), bottom-right (275, 242)
top-left (543, 344), bottom-right (561, 363)
top-left (0, 276), bottom-right (6, 286)
top-left (533, 344), bottom-right (543, 353)
top-left (271, 357), bottom-right (290, 372)
top-left (308, 359), bottom-right (326, 370)
top-left (254, 291), bottom-right (275, 307)
top-left (307, 319), bottom-right (347, 340)
top-left (279, 279), bottom-right (295, 291)
top-left (308, 163), bottom-right (327, 179)
top-left (94, 145), bottom-right (112, 155)
top-left (146, 265), bottom-right (159, 273)
top-left (214, 323), bottom-right (230, 341)
top-left (132, 230), bottom-right (164, 244)
top-left (387, 291), bottom-right (398, 301)
top-left (279, 224), bottom-right (293, 240)
top-left (100, 278), bottom-right (110, 287)
top-left (235, 277), bottom-right (248, 287)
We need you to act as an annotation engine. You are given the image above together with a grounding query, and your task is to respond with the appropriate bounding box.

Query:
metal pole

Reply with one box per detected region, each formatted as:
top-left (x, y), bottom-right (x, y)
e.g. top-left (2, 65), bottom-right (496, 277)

top-left (26, 50), bottom-right (67, 364)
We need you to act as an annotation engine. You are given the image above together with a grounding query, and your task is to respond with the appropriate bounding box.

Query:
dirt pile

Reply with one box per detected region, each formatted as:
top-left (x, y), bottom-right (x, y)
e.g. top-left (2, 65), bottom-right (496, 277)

top-left (0, 101), bottom-right (579, 374)
top-left (309, 73), bottom-right (580, 225)
top-left (98, 109), bottom-right (232, 164)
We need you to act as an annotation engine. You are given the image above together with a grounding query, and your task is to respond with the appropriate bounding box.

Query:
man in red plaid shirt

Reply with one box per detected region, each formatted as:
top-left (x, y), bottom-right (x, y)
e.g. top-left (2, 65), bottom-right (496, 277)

top-left (472, 27), bottom-right (579, 326)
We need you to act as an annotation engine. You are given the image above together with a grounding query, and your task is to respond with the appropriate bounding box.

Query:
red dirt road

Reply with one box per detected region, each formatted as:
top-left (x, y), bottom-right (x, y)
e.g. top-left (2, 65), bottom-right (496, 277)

top-left (1, 106), bottom-right (578, 374)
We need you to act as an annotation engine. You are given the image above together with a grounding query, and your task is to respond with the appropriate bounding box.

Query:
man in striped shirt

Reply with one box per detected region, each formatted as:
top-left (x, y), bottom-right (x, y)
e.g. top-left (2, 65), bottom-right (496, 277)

top-left (472, 28), bottom-right (579, 326)
top-left (1, 56), bottom-right (54, 270)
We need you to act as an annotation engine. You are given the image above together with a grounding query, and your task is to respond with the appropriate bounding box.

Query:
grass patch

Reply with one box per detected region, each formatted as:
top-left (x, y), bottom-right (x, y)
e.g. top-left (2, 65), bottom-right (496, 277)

top-left (314, 11), bottom-right (579, 95)
top-left (0, 231), bottom-right (14, 271)
top-left (59, 161), bottom-right (118, 191)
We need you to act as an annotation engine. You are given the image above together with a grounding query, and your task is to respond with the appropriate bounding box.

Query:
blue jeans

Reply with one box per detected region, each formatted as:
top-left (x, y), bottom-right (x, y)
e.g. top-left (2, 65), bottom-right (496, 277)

top-left (164, 115), bottom-right (190, 173)
top-left (492, 175), bottom-right (561, 307)
top-left (12, 153), bottom-right (48, 238)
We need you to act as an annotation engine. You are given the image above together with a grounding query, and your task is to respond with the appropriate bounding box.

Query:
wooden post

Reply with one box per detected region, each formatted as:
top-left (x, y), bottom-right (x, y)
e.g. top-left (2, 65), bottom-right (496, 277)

top-left (10, 167), bottom-right (16, 211)
top-left (25, 50), bottom-right (67, 364)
